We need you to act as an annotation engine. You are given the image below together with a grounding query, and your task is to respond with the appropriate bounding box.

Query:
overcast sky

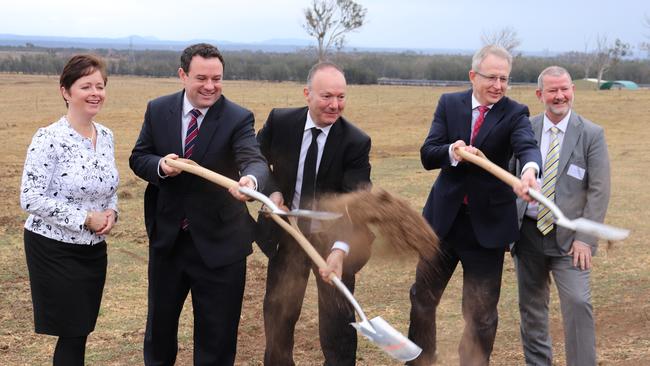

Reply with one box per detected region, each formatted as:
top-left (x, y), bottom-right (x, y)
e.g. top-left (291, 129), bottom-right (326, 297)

top-left (2, 0), bottom-right (648, 53)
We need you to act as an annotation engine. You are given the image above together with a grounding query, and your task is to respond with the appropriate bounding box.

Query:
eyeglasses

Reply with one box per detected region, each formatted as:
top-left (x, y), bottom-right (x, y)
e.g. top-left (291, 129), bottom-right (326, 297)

top-left (474, 71), bottom-right (511, 85)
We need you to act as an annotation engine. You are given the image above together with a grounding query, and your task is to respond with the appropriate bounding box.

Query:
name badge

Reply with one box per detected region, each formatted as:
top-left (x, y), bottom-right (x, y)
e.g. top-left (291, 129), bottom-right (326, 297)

top-left (567, 164), bottom-right (585, 180)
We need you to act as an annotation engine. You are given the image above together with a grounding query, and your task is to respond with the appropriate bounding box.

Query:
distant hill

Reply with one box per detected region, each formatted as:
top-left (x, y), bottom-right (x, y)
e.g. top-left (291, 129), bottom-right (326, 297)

top-left (0, 33), bottom-right (485, 55)
top-left (0, 34), bottom-right (307, 53)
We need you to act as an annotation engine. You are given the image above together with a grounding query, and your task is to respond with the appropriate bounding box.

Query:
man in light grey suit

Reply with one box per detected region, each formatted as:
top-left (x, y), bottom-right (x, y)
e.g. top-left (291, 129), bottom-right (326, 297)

top-left (512, 66), bottom-right (611, 366)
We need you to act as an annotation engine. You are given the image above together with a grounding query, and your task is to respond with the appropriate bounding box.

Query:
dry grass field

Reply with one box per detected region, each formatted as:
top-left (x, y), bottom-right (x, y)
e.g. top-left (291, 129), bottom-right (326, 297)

top-left (0, 74), bottom-right (649, 365)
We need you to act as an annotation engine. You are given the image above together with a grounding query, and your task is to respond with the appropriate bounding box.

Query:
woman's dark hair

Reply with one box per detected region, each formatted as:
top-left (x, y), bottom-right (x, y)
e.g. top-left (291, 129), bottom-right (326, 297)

top-left (59, 54), bottom-right (107, 105)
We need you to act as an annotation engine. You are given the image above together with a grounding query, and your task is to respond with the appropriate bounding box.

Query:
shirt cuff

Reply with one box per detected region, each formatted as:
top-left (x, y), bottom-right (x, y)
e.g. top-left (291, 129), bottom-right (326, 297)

top-left (246, 175), bottom-right (258, 191)
top-left (157, 158), bottom-right (169, 179)
top-left (448, 144), bottom-right (459, 167)
top-left (521, 162), bottom-right (540, 178)
top-left (331, 241), bottom-right (350, 256)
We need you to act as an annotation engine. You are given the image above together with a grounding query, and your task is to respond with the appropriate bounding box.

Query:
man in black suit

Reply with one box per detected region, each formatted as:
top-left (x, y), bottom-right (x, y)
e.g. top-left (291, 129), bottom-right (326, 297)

top-left (407, 45), bottom-right (542, 366)
top-left (256, 61), bottom-right (372, 366)
top-left (129, 43), bottom-right (269, 366)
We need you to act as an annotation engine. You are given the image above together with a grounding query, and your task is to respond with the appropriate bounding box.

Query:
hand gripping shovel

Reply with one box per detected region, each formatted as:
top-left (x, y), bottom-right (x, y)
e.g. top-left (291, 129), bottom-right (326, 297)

top-left (164, 158), bottom-right (422, 362)
top-left (454, 147), bottom-right (630, 241)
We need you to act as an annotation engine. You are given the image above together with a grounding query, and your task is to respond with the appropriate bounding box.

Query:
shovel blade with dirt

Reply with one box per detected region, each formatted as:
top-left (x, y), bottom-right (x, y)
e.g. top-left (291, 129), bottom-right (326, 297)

top-left (331, 277), bottom-right (422, 362)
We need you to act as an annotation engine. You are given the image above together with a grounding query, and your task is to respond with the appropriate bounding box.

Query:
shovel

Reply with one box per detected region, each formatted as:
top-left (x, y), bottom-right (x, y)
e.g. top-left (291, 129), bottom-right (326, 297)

top-left (165, 158), bottom-right (341, 221)
top-left (454, 147), bottom-right (630, 241)
top-left (165, 158), bottom-right (422, 362)
top-left (272, 213), bottom-right (422, 362)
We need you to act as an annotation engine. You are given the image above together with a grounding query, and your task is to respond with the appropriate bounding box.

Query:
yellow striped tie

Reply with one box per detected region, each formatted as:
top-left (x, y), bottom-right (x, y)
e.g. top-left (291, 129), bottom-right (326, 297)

top-left (537, 126), bottom-right (560, 235)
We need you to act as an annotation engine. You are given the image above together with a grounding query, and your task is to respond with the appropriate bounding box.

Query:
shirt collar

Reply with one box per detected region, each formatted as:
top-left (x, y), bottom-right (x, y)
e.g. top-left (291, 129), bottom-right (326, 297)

top-left (305, 110), bottom-right (333, 137)
top-left (471, 94), bottom-right (494, 110)
top-left (542, 110), bottom-right (571, 134)
top-left (182, 93), bottom-right (209, 118)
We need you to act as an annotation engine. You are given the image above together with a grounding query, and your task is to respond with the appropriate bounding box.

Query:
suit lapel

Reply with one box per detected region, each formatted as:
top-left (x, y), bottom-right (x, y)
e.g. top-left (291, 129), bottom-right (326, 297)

top-left (558, 112), bottom-right (582, 176)
top-left (168, 92), bottom-right (184, 156)
top-left (317, 117), bottom-right (343, 183)
top-left (474, 97), bottom-right (506, 148)
top-left (460, 90), bottom-right (472, 143)
top-left (531, 115), bottom-right (543, 143)
top-left (192, 96), bottom-right (225, 163)
top-left (288, 109), bottom-right (309, 194)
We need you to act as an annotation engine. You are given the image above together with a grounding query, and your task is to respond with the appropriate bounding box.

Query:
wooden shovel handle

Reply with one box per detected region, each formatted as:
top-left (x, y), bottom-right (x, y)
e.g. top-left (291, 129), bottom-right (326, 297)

top-left (165, 158), bottom-right (238, 188)
top-left (454, 147), bottom-right (521, 188)
top-left (164, 158), bottom-right (330, 271)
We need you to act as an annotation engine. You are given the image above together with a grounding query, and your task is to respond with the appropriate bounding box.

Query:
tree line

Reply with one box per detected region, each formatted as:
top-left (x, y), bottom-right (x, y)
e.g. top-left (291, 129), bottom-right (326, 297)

top-left (1, 46), bottom-right (649, 85)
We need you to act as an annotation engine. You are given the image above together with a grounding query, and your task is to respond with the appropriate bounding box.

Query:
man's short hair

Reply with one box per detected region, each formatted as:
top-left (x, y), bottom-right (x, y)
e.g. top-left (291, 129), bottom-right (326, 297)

top-left (180, 43), bottom-right (225, 73)
top-left (306, 61), bottom-right (345, 89)
top-left (471, 45), bottom-right (512, 72)
top-left (537, 66), bottom-right (572, 90)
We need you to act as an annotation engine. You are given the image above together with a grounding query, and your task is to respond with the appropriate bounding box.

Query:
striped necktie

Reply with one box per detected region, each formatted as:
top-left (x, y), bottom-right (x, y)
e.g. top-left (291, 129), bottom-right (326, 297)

top-left (181, 108), bottom-right (201, 230)
top-left (537, 126), bottom-right (560, 235)
top-left (462, 105), bottom-right (489, 205)
top-left (184, 108), bottom-right (201, 158)
top-left (470, 105), bottom-right (489, 145)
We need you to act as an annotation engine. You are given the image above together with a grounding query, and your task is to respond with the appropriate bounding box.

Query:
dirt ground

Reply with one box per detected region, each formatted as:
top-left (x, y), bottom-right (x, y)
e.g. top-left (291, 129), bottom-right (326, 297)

top-left (0, 75), bottom-right (648, 365)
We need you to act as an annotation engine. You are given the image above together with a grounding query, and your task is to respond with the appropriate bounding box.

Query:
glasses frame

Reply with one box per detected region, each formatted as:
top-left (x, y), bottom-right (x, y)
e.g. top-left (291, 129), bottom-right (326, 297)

top-left (474, 71), bottom-right (511, 85)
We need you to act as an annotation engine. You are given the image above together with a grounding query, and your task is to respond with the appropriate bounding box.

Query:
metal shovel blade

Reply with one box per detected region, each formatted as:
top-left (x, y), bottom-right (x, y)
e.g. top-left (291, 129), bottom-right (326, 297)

top-left (258, 209), bottom-right (342, 220)
top-left (529, 190), bottom-right (630, 241)
top-left (331, 277), bottom-right (422, 362)
top-left (351, 317), bottom-right (422, 362)
top-left (238, 186), bottom-right (341, 221)
top-left (559, 217), bottom-right (630, 241)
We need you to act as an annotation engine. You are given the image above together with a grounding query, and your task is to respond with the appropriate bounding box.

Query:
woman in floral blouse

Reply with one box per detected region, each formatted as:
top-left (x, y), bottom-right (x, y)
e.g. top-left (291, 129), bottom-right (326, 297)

top-left (20, 54), bottom-right (119, 366)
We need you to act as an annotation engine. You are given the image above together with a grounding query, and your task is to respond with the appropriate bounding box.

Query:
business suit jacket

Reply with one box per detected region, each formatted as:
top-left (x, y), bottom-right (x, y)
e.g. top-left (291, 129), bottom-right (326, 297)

top-left (129, 91), bottom-right (269, 268)
top-left (515, 112), bottom-right (611, 254)
top-left (256, 106), bottom-right (372, 260)
top-left (421, 89), bottom-right (542, 248)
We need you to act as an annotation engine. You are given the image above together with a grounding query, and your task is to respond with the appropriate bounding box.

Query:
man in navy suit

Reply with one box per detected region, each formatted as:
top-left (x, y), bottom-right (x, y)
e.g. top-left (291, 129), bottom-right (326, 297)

top-left (407, 45), bottom-right (542, 366)
top-left (129, 43), bottom-right (269, 365)
top-left (256, 61), bottom-right (372, 366)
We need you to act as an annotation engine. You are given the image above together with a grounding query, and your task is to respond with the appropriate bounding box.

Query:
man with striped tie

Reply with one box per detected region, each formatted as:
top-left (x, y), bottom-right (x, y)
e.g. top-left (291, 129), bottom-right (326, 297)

top-left (130, 43), bottom-right (269, 365)
top-left (408, 45), bottom-right (542, 366)
top-left (512, 66), bottom-right (611, 366)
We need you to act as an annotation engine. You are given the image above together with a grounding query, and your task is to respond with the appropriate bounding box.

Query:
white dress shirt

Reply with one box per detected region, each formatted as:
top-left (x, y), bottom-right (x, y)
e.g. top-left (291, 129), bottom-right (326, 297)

top-left (158, 94), bottom-right (258, 189)
top-left (525, 111), bottom-right (571, 219)
top-left (291, 111), bottom-right (348, 255)
top-left (291, 112), bottom-right (332, 211)
top-left (181, 94), bottom-right (209, 153)
top-left (448, 94), bottom-right (539, 177)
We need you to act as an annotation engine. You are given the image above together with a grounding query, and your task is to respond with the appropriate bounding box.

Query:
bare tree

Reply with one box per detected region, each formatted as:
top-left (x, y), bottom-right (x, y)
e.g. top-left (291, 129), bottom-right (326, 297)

top-left (481, 26), bottom-right (521, 54)
top-left (592, 35), bottom-right (632, 88)
top-left (641, 14), bottom-right (650, 57)
top-left (303, 0), bottom-right (367, 62)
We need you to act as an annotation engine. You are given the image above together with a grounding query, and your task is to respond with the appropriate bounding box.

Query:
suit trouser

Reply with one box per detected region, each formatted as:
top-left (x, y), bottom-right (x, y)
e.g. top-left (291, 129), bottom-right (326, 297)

top-left (514, 218), bottom-right (595, 366)
top-left (263, 232), bottom-right (358, 366)
top-left (144, 230), bottom-right (246, 366)
top-left (407, 206), bottom-right (505, 366)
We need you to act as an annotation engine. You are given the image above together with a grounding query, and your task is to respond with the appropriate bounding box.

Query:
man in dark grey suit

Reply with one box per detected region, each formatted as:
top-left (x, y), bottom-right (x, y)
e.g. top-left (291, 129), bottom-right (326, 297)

top-left (256, 61), bottom-right (372, 366)
top-left (130, 43), bottom-right (269, 365)
top-left (513, 66), bottom-right (611, 366)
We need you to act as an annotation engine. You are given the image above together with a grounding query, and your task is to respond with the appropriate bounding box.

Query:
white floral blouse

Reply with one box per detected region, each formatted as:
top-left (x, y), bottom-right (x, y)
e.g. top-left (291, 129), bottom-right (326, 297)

top-left (20, 116), bottom-right (119, 245)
